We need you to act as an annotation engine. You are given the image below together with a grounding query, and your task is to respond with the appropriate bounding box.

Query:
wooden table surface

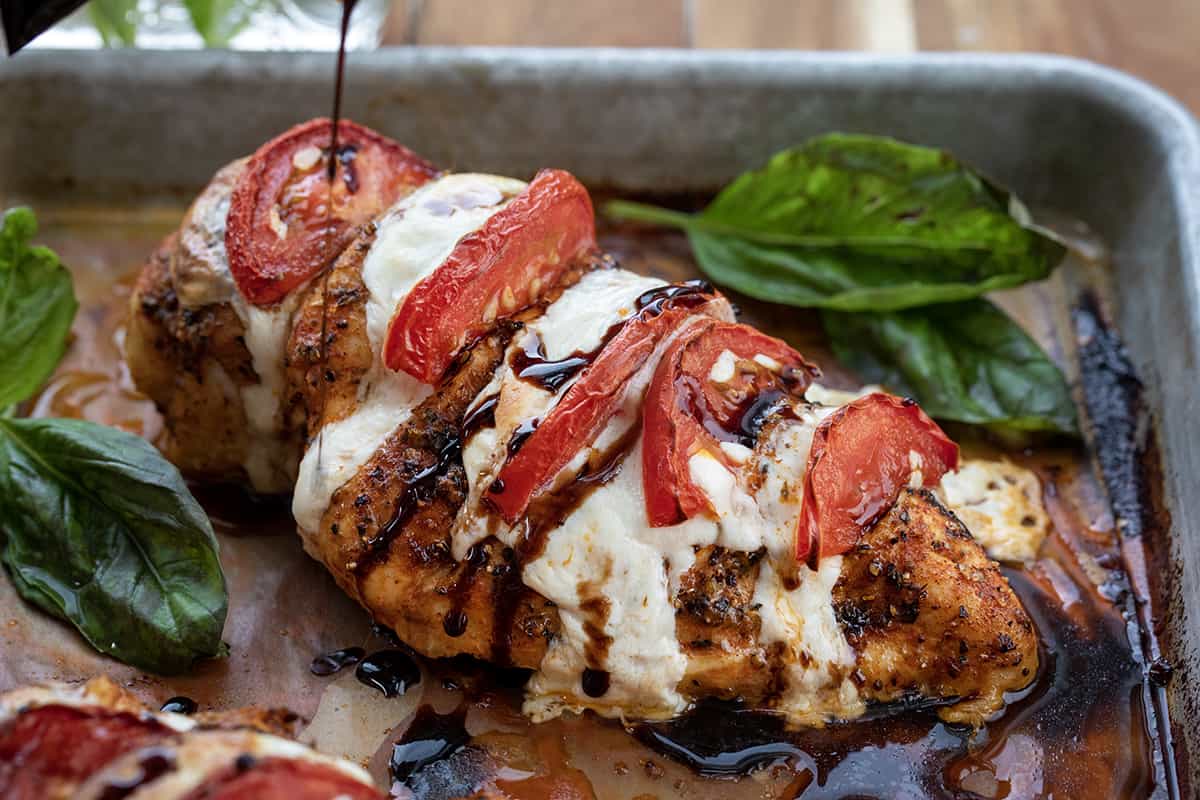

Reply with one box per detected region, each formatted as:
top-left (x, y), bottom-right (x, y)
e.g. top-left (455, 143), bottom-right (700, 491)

top-left (381, 0), bottom-right (1199, 112)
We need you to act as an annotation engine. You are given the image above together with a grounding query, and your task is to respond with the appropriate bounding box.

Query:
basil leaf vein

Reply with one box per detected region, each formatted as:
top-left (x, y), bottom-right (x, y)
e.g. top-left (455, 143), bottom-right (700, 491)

top-left (0, 207), bottom-right (78, 410)
top-left (0, 417), bottom-right (228, 674)
top-left (823, 299), bottom-right (1078, 436)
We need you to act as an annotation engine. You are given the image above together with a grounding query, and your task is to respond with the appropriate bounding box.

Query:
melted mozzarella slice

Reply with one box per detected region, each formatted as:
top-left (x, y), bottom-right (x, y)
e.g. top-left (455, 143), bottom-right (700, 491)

top-left (231, 290), bottom-right (305, 493)
top-left (294, 174), bottom-right (523, 535)
top-left (699, 409), bottom-right (863, 724)
top-left (522, 439), bottom-right (718, 722)
top-left (939, 459), bottom-right (1049, 562)
top-left (362, 173), bottom-right (528, 349)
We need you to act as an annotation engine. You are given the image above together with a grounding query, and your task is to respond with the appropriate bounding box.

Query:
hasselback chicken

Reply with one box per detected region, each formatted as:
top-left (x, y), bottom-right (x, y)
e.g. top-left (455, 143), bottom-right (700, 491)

top-left (127, 119), bottom-right (1042, 728)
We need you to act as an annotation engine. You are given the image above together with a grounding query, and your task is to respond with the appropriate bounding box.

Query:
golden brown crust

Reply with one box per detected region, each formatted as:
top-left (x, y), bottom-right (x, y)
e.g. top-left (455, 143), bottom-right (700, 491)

top-left (125, 234), bottom-right (258, 482)
top-left (835, 488), bottom-right (1039, 725)
top-left (675, 546), bottom-right (767, 700)
top-left (285, 225), bottom-right (380, 441)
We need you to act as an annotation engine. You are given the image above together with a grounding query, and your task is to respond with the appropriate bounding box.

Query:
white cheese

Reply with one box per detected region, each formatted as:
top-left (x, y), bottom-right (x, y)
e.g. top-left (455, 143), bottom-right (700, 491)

top-left (294, 174), bottom-right (521, 534)
top-left (522, 440), bottom-right (719, 722)
top-left (532, 268), bottom-right (667, 359)
top-left (293, 370), bottom-right (429, 535)
top-left (230, 288), bottom-right (304, 494)
top-left (752, 555), bottom-right (864, 724)
top-left (708, 349), bottom-right (738, 382)
top-left (749, 403), bottom-right (836, 567)
top-left (691, 409), bottom-right (862, 723)
top-left (362, 173), bottom-right (527, 350)
top-left (804, 382), bottom-right (880, 407)
top-left (938, 459), bottom-right (1049, 562)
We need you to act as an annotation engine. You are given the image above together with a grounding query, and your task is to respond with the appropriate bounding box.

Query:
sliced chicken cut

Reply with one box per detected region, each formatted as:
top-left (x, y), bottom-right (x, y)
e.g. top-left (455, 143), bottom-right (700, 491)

top-left (126, 121), bottom-right (436, 493)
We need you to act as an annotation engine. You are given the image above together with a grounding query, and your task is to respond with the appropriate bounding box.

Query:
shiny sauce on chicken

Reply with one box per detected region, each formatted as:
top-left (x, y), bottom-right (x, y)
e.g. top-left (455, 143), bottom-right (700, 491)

top-left (16, 201), bottom-right (1175, 800)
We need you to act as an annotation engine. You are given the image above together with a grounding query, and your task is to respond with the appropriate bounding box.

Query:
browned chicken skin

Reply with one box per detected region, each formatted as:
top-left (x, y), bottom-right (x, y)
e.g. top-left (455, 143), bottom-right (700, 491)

top-left (126, 161), bottom-right (1040, 728)
top-left (836, 488), bottom-right (1038, 724)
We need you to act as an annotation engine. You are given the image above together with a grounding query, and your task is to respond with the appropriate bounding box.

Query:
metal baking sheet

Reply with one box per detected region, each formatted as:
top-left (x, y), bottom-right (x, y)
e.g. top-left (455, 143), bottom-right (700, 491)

top-left (1, 49), bottom-right (1197, 796)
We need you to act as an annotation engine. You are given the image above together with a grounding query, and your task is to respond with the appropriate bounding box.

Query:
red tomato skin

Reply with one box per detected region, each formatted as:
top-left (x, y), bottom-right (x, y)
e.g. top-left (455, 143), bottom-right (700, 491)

top-left (0, 705), bottom-right (171, 799)
top-left (178, 757), bottom-right (384, 800)
top-left (487, 293), bottom-right (721, 524)
top-left (795, 393), bottom-right (959, 566)
top-left (384, 169), bottom-right (597, 384)
top-left (642, 321), bottom-right (818, 527)
top-left (227, 118), bottom-right (437, 306)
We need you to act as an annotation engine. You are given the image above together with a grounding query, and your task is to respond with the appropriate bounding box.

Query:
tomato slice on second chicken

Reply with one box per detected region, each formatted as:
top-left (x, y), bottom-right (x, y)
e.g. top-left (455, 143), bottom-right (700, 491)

top-left (485, 282), bottom-right (719, 524)
top-left (796, 393), bottom-right (959, 567)
top-left (641, 321), bottom-right (818, 527)
top-left (384, 169), bottom-right (597, 384)
top-left (226, 118), bottom-right (437, 306)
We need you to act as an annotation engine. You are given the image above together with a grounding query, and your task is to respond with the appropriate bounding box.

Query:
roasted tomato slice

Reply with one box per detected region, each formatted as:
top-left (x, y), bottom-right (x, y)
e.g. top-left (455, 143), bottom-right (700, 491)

top-left (642, 321), bottom-right (818, 527)
top-left (0, 705), bottom-right (171, 799)
top-left (486, 282), bottom-right (718, 524)
top-left (384, 169), bottom-right (597, 384)
top-left (178, 757), bottom-right (383, 800)
top-left (227, 117), bottom-right (437, 306)
top-left (797, 393), bottom-right (959, 566)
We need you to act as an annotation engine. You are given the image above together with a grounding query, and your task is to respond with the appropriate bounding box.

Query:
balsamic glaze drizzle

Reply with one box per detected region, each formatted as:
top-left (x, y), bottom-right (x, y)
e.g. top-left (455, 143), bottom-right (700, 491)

top-left (326, 0), bottom-right (359, 180)
top-left (461, 394), bottom-right (499, 440)
top-left (158, 696), bottom-right (197, 715)
top-left (389, 705), bottom-right (472, 786)
top-left (443, 543), bottom-right (489, 639)
top-left (510, 336), bottom-right (591, 392)
top-left (310, 646), bottom-right (367, 676)
top-left (505, 418), bottom-right (538, 458)
top-left (363, 436), bottom-right (462, 572)
top-left (581, 668), bottom-right (611, 698)
top-left (355, 649), bottom-right (422, 697)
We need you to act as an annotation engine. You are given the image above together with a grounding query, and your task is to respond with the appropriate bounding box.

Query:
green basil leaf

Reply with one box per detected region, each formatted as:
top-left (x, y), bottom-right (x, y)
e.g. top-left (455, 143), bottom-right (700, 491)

top-left (87, 0), bottom-right (139, 46)
top-left (182, 0), bottom-right (261, 47)
top-left (0, 417), bottom-right (227, 674)
top-left (607, 134), bottom-right (1065, 311)
top-left (0, 208), bottom-right (78, 410)
top-left (823, 299), bottom-right (1078, 436)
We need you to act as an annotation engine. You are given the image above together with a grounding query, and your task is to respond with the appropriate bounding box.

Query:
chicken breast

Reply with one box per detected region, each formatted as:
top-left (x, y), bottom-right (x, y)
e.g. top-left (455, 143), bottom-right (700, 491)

top-left (128, 164), bottom-right (1040, 729)
top-left (0, 677), bottom-right (381, 800)
top-left (275, 173), bottom-right (1037, 726)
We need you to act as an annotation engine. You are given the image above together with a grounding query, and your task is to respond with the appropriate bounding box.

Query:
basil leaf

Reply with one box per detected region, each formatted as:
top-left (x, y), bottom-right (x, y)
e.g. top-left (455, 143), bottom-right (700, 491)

top-left (823, 300), bottom-right (1078, 436)
top-left (87, 0), bottom-right (139, 46)
top-left (607, 134), bottom-right (1065, 311)
top-left (183, 0), bottom-right (261, 47)
top-left (0, 417), bottom-right (227, 674)
top-left (0, 208), bottom-right (78, 410)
